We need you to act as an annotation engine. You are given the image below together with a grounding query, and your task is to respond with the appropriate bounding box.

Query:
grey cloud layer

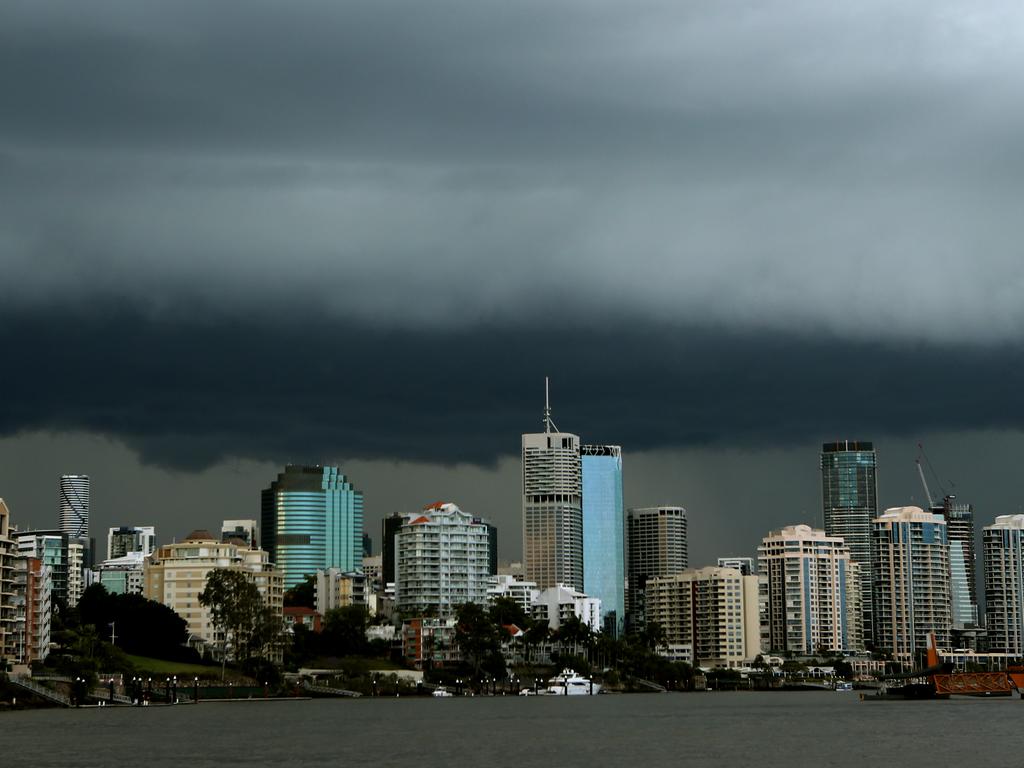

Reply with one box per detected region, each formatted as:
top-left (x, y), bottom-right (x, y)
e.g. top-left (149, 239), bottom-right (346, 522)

top-left (3, 1), bottom-right (1024, 340)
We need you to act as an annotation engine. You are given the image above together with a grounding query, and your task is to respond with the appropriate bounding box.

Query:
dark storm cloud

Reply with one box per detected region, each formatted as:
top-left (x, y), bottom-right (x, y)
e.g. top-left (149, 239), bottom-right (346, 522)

top-left (3, 305), bottom-right (1024, 469)
top-left (3, 2), bottom-right (1024, 341)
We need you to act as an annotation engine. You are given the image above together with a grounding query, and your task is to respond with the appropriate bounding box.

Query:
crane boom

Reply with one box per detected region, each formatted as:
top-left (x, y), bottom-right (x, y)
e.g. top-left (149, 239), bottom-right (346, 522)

top-left (915, 457), bottom-right (935, 509)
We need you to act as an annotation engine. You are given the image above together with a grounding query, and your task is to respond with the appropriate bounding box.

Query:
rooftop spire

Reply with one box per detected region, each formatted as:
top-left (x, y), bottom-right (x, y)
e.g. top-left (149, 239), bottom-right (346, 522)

top-left (543, 376), bottom-right (559, 433)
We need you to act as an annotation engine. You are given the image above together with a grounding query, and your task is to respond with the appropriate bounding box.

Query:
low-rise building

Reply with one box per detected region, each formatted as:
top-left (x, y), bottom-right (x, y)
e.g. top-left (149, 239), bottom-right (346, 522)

top-left (143, 530), bottom-right (284, 660)
top-left (315, 568), bottom-right (366, 614)
top-left (486, 574), bottom-right (539, 614)
top-left (646, 566), bottom-right (760, 669)
top-left (532, 584), bottom-right (602, 632)
top-left (284, 606), bottom-right (322, 633)
top-left (402, 617), bottom-right (459, 669)
top-left (94, 552), bottom-right (147, 595)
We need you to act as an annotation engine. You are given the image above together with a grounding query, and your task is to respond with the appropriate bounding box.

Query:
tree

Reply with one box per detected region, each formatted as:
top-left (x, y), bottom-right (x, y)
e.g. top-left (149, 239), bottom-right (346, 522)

top-left (489, 597), bottom-right (529, 629)
top-left (455, 603), bottom-right (500, 679)
top-left (321, 605), bottom-right (370, 658)
top-left (284, 574), bottom-right (316, 609)
top-left (199, 569), bottom-right (278, 673)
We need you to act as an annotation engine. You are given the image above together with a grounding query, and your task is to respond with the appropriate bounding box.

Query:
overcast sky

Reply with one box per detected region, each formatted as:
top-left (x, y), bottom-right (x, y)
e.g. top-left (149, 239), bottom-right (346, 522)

top-left (3, 2), bottom-right (1024, 569)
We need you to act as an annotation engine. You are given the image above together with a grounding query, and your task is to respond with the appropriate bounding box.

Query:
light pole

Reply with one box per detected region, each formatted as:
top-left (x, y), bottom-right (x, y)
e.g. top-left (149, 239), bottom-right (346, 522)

top-left (194, 676), bottom-right (199, 703)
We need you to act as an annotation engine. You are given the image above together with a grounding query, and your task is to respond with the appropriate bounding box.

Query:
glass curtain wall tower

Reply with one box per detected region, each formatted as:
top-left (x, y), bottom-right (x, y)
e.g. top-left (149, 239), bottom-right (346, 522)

top-left (522, 380), bottom-right (583, 592)
top-left (261, 465), bottom-right (363, 590)
top-left (581, 444), bottom-right (625, 636)
top-left (821, 441), bottom-right (877, 644)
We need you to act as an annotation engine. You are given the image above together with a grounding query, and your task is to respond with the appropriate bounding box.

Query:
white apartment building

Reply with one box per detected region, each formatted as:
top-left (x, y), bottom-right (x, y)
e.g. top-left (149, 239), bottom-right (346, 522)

top-left (144, 530), bottom-right (283, 659)
top-left (983, 515), bottom-right (1024, 655)
top-left (872, 507), bottom-right (951, 668)
top-left (532, 583), bottom-right (602, 632)
top-left (758, 524), bottom-right (862, 654)
top-left (395, 503), bottom-right (491, 617)
top-left (487, 574), bottom-right (539, 616)
top-left (645, 566), bottom-right (760, 669)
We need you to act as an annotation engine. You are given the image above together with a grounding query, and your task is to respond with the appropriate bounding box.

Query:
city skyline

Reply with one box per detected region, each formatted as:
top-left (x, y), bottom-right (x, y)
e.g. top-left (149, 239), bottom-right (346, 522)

top-left (4, 2), bottom-right (1024, 588)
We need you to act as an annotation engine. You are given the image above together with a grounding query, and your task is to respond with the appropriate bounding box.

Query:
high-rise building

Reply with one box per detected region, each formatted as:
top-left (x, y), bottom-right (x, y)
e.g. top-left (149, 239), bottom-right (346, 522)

top-left (931, 496), bottom-right (977, 627)
top-left (67, 539), bottom-right (86, 606)
top-left (0, 499), bottom-right (17, 668)
top-left (261, 465), bottom-right (363, 590)
top-left (581, 444), bottom-right (624, 636)
top-left (144, 530), bottom-right (284, 661)
top-left (381, 512), bottom-right (405, 587)
top-left (395, 503), bottom-right (492, 617)
top-left (872, 506), bottom-right (951, 668)
top-left (10, 557), bottom-right (52, 665)
top-left (626, 506), bottom-right (688, 631)
top-left (522, 383), bottom-right (583, 591)
top-left (983, 515), bottom-right (1024, 655)
top-left (484, 522), bottom-right (498, 577)
top-left (821, 440), bottom-right (877, 643)
top-left (15, 530), bottom-right (69, 608)
top-left (645, 566), bottom-right (761, 668)
top-left (221, 520), bottom-right (258, 548)
top-left (107, 526), bottom-right (157, 560)
top-left (59, 475), bottom-right (90, 539)
top-left (362, 532), bottom-right (373, 558)
top-left (758, 524), bottom-right (862, 654)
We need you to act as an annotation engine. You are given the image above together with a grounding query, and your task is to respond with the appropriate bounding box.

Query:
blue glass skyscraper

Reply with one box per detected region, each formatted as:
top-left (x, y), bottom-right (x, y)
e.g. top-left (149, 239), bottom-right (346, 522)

top-left (261, 465), bottom-right (363, 590)
top-left (581, 445), bottom-right (624, 636)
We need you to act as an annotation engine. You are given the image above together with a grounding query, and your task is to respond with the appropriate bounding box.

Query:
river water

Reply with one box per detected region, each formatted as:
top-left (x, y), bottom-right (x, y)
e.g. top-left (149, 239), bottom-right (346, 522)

top-left (4, 691), bottom-right (1022, 767)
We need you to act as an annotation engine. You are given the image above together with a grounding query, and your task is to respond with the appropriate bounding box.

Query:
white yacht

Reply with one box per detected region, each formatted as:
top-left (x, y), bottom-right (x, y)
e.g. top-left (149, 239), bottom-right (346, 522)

top-left (432, 686), bottom-right (454, 697)
top-left (544, 669), bottom-right (601, 696)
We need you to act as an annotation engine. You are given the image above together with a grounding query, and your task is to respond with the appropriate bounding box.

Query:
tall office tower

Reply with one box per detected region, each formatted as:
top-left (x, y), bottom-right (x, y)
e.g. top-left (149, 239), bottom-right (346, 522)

top-left (395, 503), bottom-right (492, 616)
top-left (59, 475), bottom-right (90, 539)
top-left (107, 526), bottom-right (157, 560)
top-left (821, 440), bottom-right (877, 643)
top-left (15, 530), bottom-right (69, 607)
top-left (522, 382), bottom-right (583, 591)
top-left (626, 506), bottom-right (688, 631)
top-left (581, 444), bottom-right (625, 635)
top-left (717, 557), bottom-right (755, 575)
top-left (645, 567), bottom-right (761, 669)
top-left (381, 512), bottom-right (405, 586)
top-left (0, 499), bottom-right (17, 667)
top-left (931, 496), bottom-right (977, 626)
top-left (983, 515), bottom-right (1024, 654)
top-left (758, 524), bottom-right (863, 654)
top-left (261, 465), bottom-right (363, 590)
top-left (872, 506), bottom-right (951, 668)
top-left (362, 532), bottom-right (373, 558)
top-left (221, 520), bottom-right (258, 548)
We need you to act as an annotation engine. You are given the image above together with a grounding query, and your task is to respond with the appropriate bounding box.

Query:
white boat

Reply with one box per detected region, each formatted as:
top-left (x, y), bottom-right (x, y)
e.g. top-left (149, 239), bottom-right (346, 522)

top-left (834, 681), bottom-right (854, 692)
top-left (544, 668), bottom-right (601, 696)
top-left (432, 686), bottom-right (454, 697)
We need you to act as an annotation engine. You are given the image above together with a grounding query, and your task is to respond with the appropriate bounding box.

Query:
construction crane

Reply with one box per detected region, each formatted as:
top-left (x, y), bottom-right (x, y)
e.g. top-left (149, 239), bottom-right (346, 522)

top-left (915, 452), bottom-right (934, 509)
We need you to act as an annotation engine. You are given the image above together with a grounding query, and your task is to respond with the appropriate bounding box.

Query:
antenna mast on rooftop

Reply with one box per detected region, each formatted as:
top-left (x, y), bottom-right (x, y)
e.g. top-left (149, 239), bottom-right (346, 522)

top-left (543, 376), bottom-right (559, 433)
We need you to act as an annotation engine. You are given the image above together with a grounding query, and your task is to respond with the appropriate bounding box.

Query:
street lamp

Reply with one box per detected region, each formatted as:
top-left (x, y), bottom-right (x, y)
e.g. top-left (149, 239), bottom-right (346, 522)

top-left (194, 676), bottom-right (199, 703)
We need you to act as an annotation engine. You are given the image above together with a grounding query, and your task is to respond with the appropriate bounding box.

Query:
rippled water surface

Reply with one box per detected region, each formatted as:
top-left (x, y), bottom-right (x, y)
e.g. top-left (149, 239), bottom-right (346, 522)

top-left (5, 692), bottom-right (1022, 767)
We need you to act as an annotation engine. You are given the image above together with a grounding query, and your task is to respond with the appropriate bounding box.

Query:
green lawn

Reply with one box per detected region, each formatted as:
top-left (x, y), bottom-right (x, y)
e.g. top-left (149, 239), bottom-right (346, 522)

top-left (125, 654), bottom-right (221, 677)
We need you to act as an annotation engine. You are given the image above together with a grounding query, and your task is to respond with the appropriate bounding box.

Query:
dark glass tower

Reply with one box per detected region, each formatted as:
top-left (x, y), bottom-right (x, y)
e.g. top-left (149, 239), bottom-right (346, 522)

top-left (821, 440), bottom-right (878, 644)
top-left (381, 512), bottom-right (405, 586)
top-left (261, 465), bottom-right (363, 590)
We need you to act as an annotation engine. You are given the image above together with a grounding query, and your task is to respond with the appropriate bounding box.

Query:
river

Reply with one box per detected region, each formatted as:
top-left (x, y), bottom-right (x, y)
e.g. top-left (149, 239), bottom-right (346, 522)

top-left (4, 691), bottom-right (1021, 767)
